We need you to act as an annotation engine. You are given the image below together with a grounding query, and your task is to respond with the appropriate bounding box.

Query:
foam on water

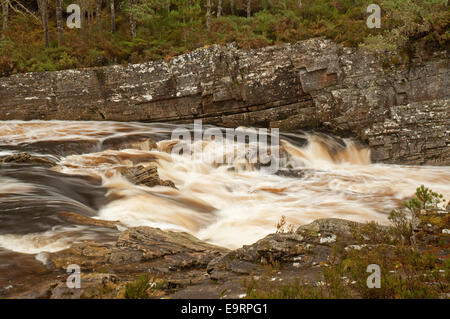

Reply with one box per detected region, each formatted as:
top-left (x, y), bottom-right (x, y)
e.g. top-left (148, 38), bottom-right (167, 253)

top-left (0, 226), bottom-right (102, 254)
top-left (1, 121), bottom-right (449, 251)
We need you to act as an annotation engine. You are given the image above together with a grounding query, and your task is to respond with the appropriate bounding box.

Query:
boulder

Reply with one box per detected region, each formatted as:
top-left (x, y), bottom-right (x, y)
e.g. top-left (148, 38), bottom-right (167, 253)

top-left (49, 225), bottom-right (228, 275)
top-left (118, 164), bottom-right (176, 188)
top-left (44, 226), bottom-right (228, 298)
top-left (0, 152), bottom-right (56, 166)
top-left (207, 218), bottom-right (390, 281)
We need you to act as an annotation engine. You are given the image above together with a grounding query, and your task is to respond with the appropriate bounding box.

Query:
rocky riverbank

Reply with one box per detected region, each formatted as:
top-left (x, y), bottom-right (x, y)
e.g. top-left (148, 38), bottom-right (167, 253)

top-left (4, 207), bottom-right (448, 299)
top-left (1, 152), bottom-right (448, 299)
top-left (0, 38), bottom-right (449, 165)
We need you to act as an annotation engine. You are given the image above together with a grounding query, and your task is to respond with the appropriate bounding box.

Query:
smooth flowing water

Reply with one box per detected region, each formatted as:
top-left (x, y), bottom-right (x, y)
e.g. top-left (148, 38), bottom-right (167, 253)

top-left (1, 120), bottom-right (449, 256)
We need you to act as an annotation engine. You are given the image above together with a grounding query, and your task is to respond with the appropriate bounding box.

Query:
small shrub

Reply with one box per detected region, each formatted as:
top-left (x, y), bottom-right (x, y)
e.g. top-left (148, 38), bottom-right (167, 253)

top-left (124, 274), bottom-right (151, 299)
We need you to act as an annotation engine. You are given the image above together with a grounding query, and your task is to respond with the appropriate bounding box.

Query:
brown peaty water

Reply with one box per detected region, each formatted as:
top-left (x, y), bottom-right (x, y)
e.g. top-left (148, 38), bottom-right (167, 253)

top-left (0, 120), bottom-right (449, 254)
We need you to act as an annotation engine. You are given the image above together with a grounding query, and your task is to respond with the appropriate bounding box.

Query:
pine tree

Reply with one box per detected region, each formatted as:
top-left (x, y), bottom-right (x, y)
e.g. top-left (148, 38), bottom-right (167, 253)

top-left (110, 0), bottom-right (115, 33)
top-left (96, 0), bottom-right (102, 30)
top-left (38, 0), bottom-right (50, 47)
top-left (217, 0), bottom-right (222, 18)
top-left (206, 0), bottom-right (211, 31)
top-left (56, 0), bottom-right (63, 45)
top-left (130, 0), bottom-right (136, 38)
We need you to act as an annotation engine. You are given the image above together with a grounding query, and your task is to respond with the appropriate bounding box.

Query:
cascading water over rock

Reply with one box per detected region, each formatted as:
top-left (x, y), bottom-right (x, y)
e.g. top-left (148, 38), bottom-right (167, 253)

top-left (0, 120), bottom-right (449, 255)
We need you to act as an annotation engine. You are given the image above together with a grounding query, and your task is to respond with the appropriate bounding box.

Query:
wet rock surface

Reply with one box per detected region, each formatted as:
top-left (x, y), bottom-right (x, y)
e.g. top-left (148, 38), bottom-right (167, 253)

top-left (38, 226), bottom-right (227, 299)
top-left (1, 210), bottom-right (448, 299)
top-left (0, 39), bottom-right (448, 165)
top-left (119, 164), bottom-right (176, 188)
top-left (206, 218), bottom-right (389, 283)
top-left (0, 217), bottom-right (418, 299)
top-left (0, 152), bottom-right (56, 166)
top-left (102, 136), bottom-right (158, 152)
top-left (0, 141), bottom-right (448, 299)
top-left (49, 226), bottom-right (228, 270)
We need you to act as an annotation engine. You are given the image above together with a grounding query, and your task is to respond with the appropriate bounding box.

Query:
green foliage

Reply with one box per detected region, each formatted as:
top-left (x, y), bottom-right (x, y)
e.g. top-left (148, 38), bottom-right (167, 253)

top-left (340, 245), bottom-right (443, 299)
top-left (388, 185), bottom-right (446, 243)
top-left (388, 208), bottom-right (412, 240)
top-left (123, 274), bottom-right (167, 299)
top-left (124, 274), bottom-right (151, 299)
top-left (360, 0), bottom-right (449, 53)
top-left (0, 0), bottom-right (448, 75)
top-left (414, 184), bottom-right (445, 209)
top-left (245, 186), bottom-right (449, 299)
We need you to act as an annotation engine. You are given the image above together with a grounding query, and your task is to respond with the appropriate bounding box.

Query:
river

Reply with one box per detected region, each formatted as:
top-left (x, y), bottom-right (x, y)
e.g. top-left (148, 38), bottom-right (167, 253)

top-left (0, 120), bottom-right (449, 256)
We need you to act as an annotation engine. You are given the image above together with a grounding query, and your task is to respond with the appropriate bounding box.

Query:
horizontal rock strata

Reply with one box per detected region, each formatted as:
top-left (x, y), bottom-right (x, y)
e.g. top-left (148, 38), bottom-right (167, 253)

top-left (0, 39), bottom-right (448, 164)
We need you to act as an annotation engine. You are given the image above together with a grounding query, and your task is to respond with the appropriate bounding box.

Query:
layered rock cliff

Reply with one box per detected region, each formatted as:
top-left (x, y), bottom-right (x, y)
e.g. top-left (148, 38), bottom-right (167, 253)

top-left (0, 38), bottom-right (448, 165)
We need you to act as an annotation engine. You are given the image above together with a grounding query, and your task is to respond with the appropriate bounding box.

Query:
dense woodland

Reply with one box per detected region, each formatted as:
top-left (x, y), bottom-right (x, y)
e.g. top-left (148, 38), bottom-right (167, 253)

top-left (0, 0), bottom-right (448, 76)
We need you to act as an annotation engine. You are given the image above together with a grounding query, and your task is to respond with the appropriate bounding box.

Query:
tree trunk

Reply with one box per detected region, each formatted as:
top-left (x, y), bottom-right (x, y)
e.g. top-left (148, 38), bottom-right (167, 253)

top-left (88, 7), bottom-right (93, 33)
top-left (246, 0), bottom-right (251, 18)
top-left (80, 1), bottom-right (86, 34)
top-left (217, 0), bottom-right (222, 18)
top-left (110, 0), bottom-right (115, 33)
top-left (56, 0), bottom-right (63, 45)
top-left (96, 0), bottom-right (102, 30)
top-left (1, 0), bottom-right (8, 40)
top-left (206, 0), bottom-right (211, 31)
top-left (40, 0), bottom-right (49, 47)
top-left (129, 0), bottom-right (136, 38)
top-left (230, 0), bottom-right (234, 15)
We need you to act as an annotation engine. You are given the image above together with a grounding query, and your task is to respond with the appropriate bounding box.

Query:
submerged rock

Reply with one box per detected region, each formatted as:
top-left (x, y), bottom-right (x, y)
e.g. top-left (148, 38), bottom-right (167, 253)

top-left (119, 164), bottom-right (176, 188)
top-left (0, 152), bottom-right (56, 166)
top-left (275, 168), bottom-right (316, 179)
top-left (102, 136), bottom-right (158, 152)
top-left (57, 212), bottom-right (119, 229)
